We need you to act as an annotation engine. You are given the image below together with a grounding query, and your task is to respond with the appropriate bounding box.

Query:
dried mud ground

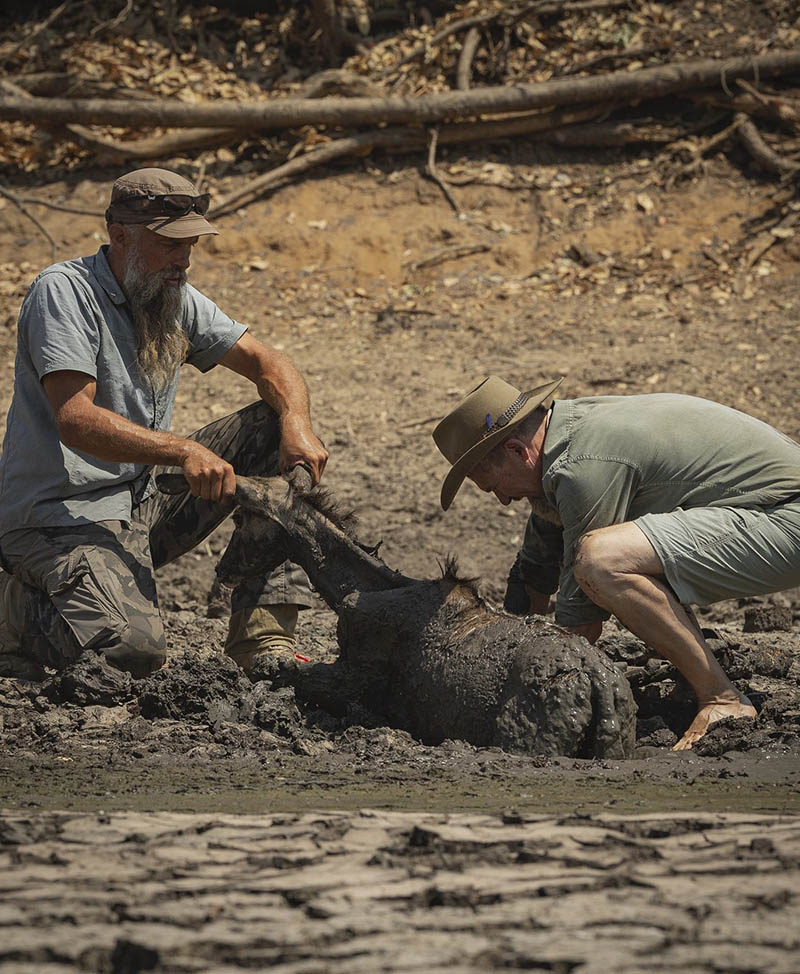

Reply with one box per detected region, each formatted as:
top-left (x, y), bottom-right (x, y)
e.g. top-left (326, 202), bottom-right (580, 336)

top-left (1, 151), bottom-right (800, 972)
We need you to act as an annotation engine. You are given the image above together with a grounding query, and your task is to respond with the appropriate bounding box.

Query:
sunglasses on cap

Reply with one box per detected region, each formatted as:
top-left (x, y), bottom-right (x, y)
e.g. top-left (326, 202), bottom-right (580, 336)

top-left (110, 192), bottom-right (211, 218)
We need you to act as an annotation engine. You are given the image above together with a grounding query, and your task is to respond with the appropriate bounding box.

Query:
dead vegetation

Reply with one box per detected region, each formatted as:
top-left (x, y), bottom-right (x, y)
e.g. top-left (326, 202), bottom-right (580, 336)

top-left (1, 2), bottom-right (799, 222)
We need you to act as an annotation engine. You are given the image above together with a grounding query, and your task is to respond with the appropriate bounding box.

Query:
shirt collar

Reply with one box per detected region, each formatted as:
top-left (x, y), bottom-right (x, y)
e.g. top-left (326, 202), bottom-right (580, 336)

top-left (93, 245), bottom-right (127, 306)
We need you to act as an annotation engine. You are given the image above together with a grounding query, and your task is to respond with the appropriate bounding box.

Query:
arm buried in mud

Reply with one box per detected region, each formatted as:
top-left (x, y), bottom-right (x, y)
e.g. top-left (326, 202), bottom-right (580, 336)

top-left (548, 457), bottom-right (641, 639)
top-left (513, 459), bottom-right (641, 642)
top-left (219, 331), bottom-right (328, 483)
top-left (505, 513), bottom-right (562, 615)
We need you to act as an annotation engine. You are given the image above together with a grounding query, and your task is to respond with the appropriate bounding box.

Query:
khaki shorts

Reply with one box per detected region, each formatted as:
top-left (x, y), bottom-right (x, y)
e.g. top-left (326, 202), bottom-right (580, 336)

top-left (636, 501), bottom-right (800, 606)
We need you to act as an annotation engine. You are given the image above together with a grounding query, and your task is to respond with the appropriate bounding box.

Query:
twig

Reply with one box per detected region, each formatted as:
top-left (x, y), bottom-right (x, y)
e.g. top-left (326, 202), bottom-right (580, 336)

top-left (2, 0), bottom-right (74, 63)
top-left (425, 127), bottom-right (461, 216)
top-left (208, 104), bottom-right (613, 219)
top-left (380, 12), bottom-right (497, 79)
top-left (0, 185), bottom-right (57, 261)
top-left (737, 113), bottom-right (800, 175)
top-left (0, 186), bottom-right (103, 217)
top-left (90, 0), bottom-right (134, 36)
top-left (408, 243), bottom-right (490, 271)
top-left (456, 26), bottom-right (482, 91)
top-left (742, 210), bottom-right (799, 269)
top-left (398, 414), bottom-right (443, 430)
top-left (564, 44), bottom-right (669, 76)
top-left (670, 116), bottom-right (746, 178)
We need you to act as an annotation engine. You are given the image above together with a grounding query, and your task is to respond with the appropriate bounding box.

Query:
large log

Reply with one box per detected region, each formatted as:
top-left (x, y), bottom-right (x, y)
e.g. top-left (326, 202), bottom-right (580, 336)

top-left (1, 51), bottom-right (798, 131)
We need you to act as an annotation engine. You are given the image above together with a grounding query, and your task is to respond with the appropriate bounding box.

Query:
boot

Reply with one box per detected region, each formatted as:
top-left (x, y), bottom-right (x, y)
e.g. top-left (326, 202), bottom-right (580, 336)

top-left (224, 604), bottom-right (299, 674)
top-left (0, 571), bottom-right (27, 654)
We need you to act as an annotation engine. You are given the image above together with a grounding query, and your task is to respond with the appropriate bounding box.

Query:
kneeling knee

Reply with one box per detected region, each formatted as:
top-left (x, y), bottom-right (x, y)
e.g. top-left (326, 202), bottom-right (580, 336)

top-left (101, 625), bottom-right (166, 678)
top-left (573, 531), bottom-right (615, 599)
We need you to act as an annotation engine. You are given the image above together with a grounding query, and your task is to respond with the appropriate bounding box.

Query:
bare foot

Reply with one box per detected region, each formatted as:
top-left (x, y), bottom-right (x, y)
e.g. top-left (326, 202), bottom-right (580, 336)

top-left (673, 694), bottom-right (757, 750)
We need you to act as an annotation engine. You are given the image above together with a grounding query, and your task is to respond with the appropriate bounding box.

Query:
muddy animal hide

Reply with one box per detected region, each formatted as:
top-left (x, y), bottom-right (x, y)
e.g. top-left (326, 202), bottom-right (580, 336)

top-left (203, 475), bottom-right (637, 759)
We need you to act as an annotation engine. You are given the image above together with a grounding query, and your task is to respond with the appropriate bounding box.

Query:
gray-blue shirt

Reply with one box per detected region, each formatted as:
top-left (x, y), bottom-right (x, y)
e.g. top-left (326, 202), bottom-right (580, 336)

top-left (0, 246), bottom-right (246, 537)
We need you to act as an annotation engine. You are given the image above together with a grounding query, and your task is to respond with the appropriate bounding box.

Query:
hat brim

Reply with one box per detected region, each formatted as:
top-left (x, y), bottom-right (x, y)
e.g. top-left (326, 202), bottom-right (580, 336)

top-left (145, 212), bottom-right (219, 237)
top-left (440, 376), bottom-right (564, 511)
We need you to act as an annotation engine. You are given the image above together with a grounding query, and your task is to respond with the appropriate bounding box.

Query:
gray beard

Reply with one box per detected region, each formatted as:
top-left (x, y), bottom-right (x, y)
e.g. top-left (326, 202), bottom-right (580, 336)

top-left (123, 255), bottom-right (190, 391)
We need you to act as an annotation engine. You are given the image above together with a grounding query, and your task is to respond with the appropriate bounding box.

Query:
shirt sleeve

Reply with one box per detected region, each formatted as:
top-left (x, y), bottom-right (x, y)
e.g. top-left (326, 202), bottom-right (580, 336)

top-left (20, 272), bottom-right (101, 380)
top-left (550, 457), bottom-right (641, 627)
top-left (182, 284), bottom-right (248, 373)
top-left (517, 513), bottom-right (563, 594)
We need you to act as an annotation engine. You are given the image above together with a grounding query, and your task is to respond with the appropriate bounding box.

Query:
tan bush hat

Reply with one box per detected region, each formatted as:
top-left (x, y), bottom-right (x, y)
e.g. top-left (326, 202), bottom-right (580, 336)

top-left (105, 168), bottom-right (218, 238)
top-left (433, 375), bottom-right (564, 510)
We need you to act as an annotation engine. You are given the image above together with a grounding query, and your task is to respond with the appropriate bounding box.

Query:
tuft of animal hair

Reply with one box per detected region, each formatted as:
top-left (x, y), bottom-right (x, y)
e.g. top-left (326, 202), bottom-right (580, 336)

top-left (438, 554), bottom-right (480, 591)
top-left (289, 484), bottom-right (360, 537)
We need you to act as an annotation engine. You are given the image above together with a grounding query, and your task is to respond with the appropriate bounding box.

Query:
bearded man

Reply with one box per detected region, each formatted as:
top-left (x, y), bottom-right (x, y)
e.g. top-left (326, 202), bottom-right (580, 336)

top-left (0, 168), bottom-right (327, 679)
top-left (433, 376), bottom-right (800, 749)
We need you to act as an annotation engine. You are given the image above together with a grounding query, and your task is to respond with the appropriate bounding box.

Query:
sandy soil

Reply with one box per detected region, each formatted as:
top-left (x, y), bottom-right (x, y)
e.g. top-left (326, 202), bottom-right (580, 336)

top-left (2, 95), bottom-right (800, 971)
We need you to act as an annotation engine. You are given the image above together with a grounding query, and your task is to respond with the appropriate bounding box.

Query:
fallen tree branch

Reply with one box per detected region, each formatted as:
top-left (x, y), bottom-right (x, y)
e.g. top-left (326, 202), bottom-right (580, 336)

top-left (408, 243), bottom-right (490, 271)
top-left (456, 27), bottom-right (482, 91)
top-left (208, 103), bottom-right (615, 218)
top-left (736, 113), bottom-right (800, 175)
top-left (2, 51), bottom-right (799, 131)
top-left (0, 76), bottom-right (243, 161)
top-left (689, 90), bottom-right (800, 125)
top-left (425, 127), bottom-right (461, 215)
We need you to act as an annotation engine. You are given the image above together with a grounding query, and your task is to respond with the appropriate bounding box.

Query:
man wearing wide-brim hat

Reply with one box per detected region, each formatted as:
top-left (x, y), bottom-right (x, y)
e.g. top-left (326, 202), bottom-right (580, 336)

top-left (0, 168), bottom-right (327, 680)
top-left (434, 375), bottom-right (800, 749)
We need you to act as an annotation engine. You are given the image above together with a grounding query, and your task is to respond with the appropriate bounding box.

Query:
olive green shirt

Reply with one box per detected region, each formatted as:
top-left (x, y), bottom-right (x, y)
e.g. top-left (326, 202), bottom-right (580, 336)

top-left (518, 394), bottom-right (800, 627)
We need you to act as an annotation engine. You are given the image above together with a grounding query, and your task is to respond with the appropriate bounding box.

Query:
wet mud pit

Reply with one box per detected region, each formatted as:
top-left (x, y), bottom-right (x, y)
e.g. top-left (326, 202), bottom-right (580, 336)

top-left (3, 494), bottom-right (800, 973)
top-left (2, 578), bottom-right (800, 816)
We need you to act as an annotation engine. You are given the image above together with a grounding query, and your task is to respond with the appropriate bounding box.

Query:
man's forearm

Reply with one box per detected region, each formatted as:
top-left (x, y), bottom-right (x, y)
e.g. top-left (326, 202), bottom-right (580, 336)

top-left (255, 352), bottom-right (312, 425)
top-left (220, 335), bottom-right (311, 422)
top-left (58, 399), bottom-right (195, 467)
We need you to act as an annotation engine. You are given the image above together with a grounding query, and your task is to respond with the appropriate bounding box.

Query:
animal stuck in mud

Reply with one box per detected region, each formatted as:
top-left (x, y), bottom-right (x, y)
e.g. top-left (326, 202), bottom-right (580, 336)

top-left (180, 472), bottom-right (639, 759)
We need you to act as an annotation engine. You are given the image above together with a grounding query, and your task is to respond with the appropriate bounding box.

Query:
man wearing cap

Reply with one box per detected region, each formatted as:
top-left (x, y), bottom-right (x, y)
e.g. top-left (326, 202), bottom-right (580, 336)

top-left (0, 168), bottom-right (327, 679)
top-left (433, 376), bottom-right (800, 749)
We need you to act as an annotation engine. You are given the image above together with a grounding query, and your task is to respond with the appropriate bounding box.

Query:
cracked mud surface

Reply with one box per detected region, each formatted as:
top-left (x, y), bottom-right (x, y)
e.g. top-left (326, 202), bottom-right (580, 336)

top-left (2, 808), bottom-right (800, 974)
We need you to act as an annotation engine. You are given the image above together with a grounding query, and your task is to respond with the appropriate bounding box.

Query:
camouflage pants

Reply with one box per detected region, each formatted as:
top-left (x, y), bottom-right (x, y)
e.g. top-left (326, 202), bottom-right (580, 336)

top-left (0, 401), bottom-right (312, 677)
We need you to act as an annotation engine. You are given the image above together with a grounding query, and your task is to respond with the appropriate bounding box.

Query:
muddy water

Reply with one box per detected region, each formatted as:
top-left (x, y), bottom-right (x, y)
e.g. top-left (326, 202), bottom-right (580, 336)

top-left (2, 609), bottom-right (800, 974)
top-left (2, 608), bottom-right (800, 817)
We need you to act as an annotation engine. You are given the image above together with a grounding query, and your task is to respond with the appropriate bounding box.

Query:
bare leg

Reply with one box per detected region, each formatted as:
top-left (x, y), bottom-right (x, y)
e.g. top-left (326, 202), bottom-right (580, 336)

top-left (573, 522), bottom-right (756, 749)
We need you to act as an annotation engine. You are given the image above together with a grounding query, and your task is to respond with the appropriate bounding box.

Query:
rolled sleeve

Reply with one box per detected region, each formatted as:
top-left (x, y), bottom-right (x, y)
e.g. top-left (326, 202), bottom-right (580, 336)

top-left (551, 457), bottom-right (640, 628)
top-left (183, 285), bottom-right (247, 373)
top-left (21, 273), bottom-right (100, 380)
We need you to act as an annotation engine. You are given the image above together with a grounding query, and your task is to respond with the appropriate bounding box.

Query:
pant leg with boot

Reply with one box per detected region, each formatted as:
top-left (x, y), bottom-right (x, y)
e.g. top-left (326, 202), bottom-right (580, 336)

top-left (142, 400), bottom-right (315, 673)
top-left (0, 400), bottom-right (313, 677)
